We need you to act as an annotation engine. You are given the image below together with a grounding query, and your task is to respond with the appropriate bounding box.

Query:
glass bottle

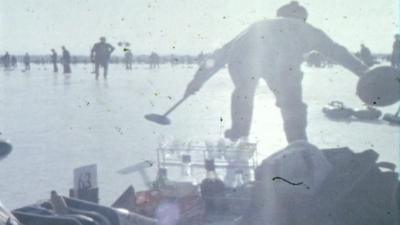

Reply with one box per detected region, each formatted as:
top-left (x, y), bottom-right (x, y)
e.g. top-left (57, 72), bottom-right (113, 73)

top-left (200, 159), bottom-right (226, 214)
top-left (179, 154), bottom-right (197, 185)
top-left (232, 170), bottom-right (245, 190)
top-left (153, 168), bottom-right (169, 189)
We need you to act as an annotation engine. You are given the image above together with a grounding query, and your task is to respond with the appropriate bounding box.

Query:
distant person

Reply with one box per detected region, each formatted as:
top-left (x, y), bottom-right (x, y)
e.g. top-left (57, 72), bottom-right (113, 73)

top-left (61, 46), bottom-right (71, 73)
top-left (51, 49), bottom-right (58, 72)
top-left (359, 44), bottom-right (374, 66)
top-left (149, 52), bottom-right (160, 69)
top-left (10, 56), bottom-right (17, 69)
top-left (2, 52), bottom-right (10, 70)
top-left (183, 1), bottom-right (368, 143)
top-left (124, 49), bottom-right (133, 70)
top-left (90, 37), bottom-right (115, 79)
top-left (23, 53), bottom-right (30, 71)
top-left (391, 34), bottom-right (400, 68)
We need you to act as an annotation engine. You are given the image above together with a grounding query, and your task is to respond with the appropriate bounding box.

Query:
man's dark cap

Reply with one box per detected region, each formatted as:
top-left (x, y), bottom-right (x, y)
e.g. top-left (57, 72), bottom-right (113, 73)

top-left (276, 1), bottom-right (308, 22)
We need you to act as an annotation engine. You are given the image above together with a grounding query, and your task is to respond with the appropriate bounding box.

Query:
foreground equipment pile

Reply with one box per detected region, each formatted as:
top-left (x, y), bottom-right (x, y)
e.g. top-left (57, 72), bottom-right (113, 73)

top-left (240, 141), bottom-right (399, 225)
top-left (3, 140), bottom-right (399, 225)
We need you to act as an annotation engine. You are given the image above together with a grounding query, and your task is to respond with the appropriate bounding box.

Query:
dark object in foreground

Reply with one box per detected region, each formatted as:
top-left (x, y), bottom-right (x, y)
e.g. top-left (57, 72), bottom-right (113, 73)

top-left (240, 142), bottom-right (399, 225)
top-left (144, 96), bottom-right (188, 125)
top-left (69, 187), bottom-right (99, 204)
top-left (13, 210), bottom-right (83, 225)
top-left (357, 66), bottom-right (400, 107)
top-left (200, 159), bottom-right (226, 214)
top-left (0, 139), bottom-right (12, 161)
top-left (111, 186), bottom-right (136, 212)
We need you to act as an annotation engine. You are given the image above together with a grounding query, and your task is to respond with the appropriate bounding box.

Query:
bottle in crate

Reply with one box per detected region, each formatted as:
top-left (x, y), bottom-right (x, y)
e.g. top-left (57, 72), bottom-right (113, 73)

top-left (232, 169), bottom-right (245, 190)
top-left (200, 159), bottom-right (226, 214)
top-left (153, 168), bottom-right (171, 189)
top-left (178, 154), bottom-right (197, 185)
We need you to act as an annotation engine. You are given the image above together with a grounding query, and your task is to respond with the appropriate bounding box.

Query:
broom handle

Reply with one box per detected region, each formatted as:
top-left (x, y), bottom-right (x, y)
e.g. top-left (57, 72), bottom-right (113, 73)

top-left (163, 96), bottom-right (189, 117)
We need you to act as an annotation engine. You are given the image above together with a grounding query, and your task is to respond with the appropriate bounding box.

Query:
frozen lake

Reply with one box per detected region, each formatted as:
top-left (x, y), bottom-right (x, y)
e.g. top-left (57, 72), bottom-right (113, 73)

top-left (0, 63), bottom-right (398, 209)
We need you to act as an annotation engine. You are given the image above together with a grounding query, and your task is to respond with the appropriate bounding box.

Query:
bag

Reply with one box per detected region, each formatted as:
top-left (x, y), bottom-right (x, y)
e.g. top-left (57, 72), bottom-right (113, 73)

top-left (241, 142), bottom-right (399, 225)
top-left (319, 147), bottom-right (399, 225)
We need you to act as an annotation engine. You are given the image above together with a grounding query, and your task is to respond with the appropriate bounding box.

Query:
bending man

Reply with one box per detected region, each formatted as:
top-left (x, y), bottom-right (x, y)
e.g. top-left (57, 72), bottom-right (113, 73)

top-left (184, 1), bottom-right (367, 143)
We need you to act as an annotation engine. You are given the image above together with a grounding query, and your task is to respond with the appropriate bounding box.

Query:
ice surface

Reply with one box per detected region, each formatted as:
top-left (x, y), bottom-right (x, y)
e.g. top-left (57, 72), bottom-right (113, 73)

top-left (0, 64), bottom-right (398, 209)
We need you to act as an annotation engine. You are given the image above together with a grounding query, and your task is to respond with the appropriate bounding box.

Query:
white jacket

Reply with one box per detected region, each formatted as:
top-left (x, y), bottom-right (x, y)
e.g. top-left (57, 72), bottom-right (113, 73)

top-left (192, 18), bottom-right (367, 85)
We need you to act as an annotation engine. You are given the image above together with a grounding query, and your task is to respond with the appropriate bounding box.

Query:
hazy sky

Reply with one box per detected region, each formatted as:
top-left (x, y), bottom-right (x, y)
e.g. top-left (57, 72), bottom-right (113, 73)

top-left (0, 0), bottom-right (398, 55)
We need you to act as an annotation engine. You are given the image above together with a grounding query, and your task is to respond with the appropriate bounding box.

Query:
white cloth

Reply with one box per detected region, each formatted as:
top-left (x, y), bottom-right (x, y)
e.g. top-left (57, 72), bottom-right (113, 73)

top-left (192, 18), bottom-right (366, 86)
top-left (262, 140), bottom-right (332, 194)
top-left (245, 141), bottom-right (333, 225)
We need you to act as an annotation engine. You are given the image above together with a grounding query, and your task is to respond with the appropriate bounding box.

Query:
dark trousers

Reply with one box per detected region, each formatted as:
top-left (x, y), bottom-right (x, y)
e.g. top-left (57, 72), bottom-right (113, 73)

top-left (53, 63), bottom-right (58, 72)
top-left (94, 61), bottom-right (109, 79)
top-left (63, 63), bottom-right (71, 73)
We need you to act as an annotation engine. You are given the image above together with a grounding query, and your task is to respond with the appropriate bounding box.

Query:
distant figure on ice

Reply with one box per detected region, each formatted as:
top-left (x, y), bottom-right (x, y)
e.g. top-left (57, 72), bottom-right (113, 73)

top-left (183, 1), bottom-right (368, 143)
top-left (149, 52), bottom-right (160, 69)
top-left (61, 46), bottom-right (71, 73)
top-left (2, 52), bottom-right (10, 70)
top-left (358, 44), bottom-right (374, 66)
top-left (23, 53), bottom-right (30, 71)
top-left (391, 34), bottom-right (400, 68)
top-left (91, 37), bottom-right (115, 79)
top-left (124, 49), bottom-right (133, 70)
top-left (51, 49), bottom-right (58, 72)
top-left (11, 56), bottom-right (17, 69)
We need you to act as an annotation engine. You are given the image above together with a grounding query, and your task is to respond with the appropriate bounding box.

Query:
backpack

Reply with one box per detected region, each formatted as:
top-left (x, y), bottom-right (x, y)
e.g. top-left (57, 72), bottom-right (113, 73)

top-left (319, 147), bottom-right (399, 225)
